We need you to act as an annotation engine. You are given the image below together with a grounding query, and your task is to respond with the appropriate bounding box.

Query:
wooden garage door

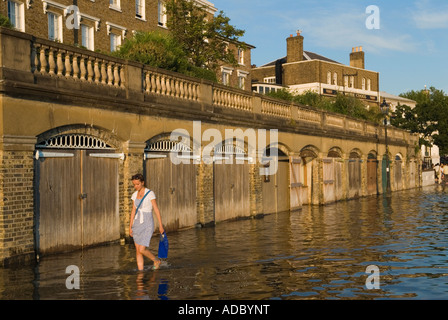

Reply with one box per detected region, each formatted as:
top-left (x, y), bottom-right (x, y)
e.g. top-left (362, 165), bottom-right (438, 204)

top-left (35, 148), bottom-right (120, 256)
top-left (367, 159), bottom-right (378, 195)
top-left (145, 155), bottom-right (197, 231)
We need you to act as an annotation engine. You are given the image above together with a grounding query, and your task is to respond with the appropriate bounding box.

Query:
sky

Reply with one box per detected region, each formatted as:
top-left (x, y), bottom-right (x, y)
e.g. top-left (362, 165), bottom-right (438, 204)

top-left (211, 0), bottom-right (448, 96)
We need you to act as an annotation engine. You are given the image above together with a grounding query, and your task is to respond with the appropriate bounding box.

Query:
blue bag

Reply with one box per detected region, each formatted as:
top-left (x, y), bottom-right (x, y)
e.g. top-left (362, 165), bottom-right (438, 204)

top-left (158, 231), bottom-right (169, 259)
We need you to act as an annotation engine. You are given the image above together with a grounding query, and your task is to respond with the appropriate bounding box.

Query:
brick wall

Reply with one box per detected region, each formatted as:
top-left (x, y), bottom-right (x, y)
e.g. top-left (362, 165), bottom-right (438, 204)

top-left (0, 149), bottom-right (35, 265)
top-left (1, 0), bottom-right (252, 90)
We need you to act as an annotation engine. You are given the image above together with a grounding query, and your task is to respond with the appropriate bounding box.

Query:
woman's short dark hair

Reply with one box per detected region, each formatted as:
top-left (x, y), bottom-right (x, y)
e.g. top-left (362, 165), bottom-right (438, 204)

top-left (131, 173), bottom-right (145, 182)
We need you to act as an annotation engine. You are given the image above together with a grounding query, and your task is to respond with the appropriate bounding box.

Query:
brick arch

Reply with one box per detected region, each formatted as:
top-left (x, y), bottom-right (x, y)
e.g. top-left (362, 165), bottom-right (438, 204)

top-left (263, 142), bottom-right (291, 157)
top-left (327, 146), bottom-right (343, 158)
top-left (300, 144), bottom-right (320, 160)
top-left (349, 148), bottom-right (363, 159)
top-left (146, 131), bottom-right (195, 153)
top-left (35, 124), bottom-right (124, 151)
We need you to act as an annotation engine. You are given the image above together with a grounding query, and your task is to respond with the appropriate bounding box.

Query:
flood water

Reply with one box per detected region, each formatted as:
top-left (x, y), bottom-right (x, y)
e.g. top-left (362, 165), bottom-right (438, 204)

top-left (1, 185), bottom-right (448, 300)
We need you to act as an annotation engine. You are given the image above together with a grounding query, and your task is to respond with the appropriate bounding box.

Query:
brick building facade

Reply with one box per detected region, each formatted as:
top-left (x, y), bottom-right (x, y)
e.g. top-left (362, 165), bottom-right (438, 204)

top-left (2, 0), bottom-right (252, 90)
top-left (252, 32), bottom-right (380, 106)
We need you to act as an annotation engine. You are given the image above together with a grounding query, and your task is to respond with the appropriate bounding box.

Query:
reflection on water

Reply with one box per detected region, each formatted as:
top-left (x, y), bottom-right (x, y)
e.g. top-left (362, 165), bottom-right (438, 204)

top-left (1, 186), bottom-right (448, 300)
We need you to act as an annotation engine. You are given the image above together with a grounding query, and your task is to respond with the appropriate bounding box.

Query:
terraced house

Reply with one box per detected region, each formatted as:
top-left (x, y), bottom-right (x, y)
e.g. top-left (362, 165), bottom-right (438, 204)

top-left (251, 32), bottom-right (380, 107)
top-left (1, 0), bottom-right (253, 89)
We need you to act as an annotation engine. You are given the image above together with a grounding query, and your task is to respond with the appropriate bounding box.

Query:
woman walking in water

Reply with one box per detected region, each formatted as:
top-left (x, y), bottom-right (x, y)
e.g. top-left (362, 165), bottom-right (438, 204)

top-left (129, 173), bottom-right (165, 271)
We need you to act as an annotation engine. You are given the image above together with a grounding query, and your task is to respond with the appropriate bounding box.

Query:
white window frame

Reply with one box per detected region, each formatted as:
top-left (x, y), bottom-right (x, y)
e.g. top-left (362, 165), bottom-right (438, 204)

top-left (109, 0), bottom-right (121, 12)
top-left (135, 0), bottom-right (146, 20)
top-left (81, 24), bottom-right (94, 51)
top-left (367, 78), bottom-right (371, 91)
top-left (158, 1), bottom-right (167, 27)
top-left (237, 70), bottom-right (249, 90)
top-left (264, 77), bottom-right (276, 84)
top-left (333, 72), bottom-right (338, 85)
top-left (47, 11), bottom-right (63, 42)
top-left (238, 48), bottom-right (245, 65)
top-left (362, 78), bottom-right (366, 90)
top-left (7, 0), bottom-right (25, 32)
top-left (327, 71), bottom-right (332, 85)
top-left (109, 32), bottom-right (121, 52)
top-left (221, 66), bottom-right (233, 86)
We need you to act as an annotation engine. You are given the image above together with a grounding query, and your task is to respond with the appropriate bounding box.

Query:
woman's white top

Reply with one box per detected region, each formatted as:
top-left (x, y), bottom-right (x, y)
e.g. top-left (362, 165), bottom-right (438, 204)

top-left (131, 188), bottom-right (156, 223)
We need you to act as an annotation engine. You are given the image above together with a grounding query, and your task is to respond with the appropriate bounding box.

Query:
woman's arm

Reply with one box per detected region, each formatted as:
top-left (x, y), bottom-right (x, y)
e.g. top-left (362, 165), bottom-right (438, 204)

top-left (151, 199), bottom-right (165, 234)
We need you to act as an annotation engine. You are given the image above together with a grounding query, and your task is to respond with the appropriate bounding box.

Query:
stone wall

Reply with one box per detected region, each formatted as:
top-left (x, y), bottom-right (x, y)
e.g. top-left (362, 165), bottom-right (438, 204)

top-left (0, 28), bottom-right (421, 264)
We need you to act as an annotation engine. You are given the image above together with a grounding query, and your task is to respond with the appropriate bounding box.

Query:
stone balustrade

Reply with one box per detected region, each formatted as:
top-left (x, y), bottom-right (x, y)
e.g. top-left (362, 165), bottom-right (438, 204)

top-left (0, 27), bottom-right (418, 147)
top-left (31, 39), bottom-right (125, 88)
top-left (144, 68), bottom-right (200, 102)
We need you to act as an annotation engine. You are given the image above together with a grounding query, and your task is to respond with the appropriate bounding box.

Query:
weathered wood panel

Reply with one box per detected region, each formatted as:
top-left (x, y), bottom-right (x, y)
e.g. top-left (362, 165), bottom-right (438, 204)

top-left (262, 160), bottom-right (290, 214)
top-left (395, 159), bottom-right (403, 191)
top-left (82, 150), bottom-right (120, 247)
top-left (323, 158), bottom-right (336, 203)
top-left (409, 160), bottom-right (416, 188)
top-left (214, 161), bottom-right (250, 222)
top-left (348, 159), bottom-right (361, 199)
top-left (36, 150), bottom-right (82, 255)
top-left (335, 160), bottom-right (343, 201)
top-left (289, 157), bottom-right (302, 211)
top-left (367, 159), bottom-right (378, 195)
top-left (35, 149), bottom-right (120, 256)
top-left (145, 156), bottom-right (197, 231)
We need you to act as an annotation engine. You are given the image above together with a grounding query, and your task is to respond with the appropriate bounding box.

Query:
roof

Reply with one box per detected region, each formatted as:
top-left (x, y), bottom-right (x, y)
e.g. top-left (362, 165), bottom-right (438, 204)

top-left (260, 51), bottom-right (342, 67)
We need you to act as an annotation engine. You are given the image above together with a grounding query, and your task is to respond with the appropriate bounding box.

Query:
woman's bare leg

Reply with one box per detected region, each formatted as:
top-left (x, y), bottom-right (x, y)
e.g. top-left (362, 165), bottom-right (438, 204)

top-left (136, 244), bottom-right (160, 270)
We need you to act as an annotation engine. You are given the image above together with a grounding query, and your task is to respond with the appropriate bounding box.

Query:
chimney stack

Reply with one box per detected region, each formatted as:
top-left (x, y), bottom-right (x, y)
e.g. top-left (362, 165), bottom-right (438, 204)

top-left (286, 31), bottom-right (304, 63)
top-left (350, 46), bottom-right (365, 69)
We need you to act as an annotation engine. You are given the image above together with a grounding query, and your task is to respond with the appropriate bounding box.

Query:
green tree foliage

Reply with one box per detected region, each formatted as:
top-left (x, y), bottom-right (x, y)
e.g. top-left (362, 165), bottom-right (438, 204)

top-left (0, 14), bottom-right (13, 28)
top-left (165, 0), bottom-right (246, 71)
top-left (266, 89), bottom-right (383, 123)
top-left (112, 31), bottom-right (217, 81)
top-left (393, 87), bottom-right (448, 155)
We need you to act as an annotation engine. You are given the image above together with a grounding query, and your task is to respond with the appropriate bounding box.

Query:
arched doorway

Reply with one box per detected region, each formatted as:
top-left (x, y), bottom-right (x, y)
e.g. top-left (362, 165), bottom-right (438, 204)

top-left (213, 140), bottom-right (251, 222)
top-left (144, 134), bottom-right (198, 231)
top-left (367, 152), bottom-right (378, 195)
top-left (394, 154), bottom-right (403, 191)
top-left (348, 149), bottom-right (362, 199)
top-left (34, 131), bottom-right (123, 256)
top-left (262, 146), bottom-right (290, 214)
top-left (323, 147), bottom-right (344, 204)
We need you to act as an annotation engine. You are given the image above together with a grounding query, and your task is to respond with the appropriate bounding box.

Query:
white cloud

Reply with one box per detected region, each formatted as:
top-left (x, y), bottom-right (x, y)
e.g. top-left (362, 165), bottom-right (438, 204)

top-left (411, 1), bottom-right (448, 29)
top-left (276, 5), bottom-right (418, 54)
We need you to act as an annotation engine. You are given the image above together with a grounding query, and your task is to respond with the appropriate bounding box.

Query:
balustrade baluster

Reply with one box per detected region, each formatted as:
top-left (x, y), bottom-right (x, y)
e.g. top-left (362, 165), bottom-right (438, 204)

top-left (166, 77), bottom-right (172, 96)
top-left (39, 46), bottom-right (48, 74)
top-left (94, 59), bottom-right (100, 83)
top-left (161, 75), bottom-right (166, 95)
top-left (64, 51), bottom-right (72, 79)
top-left (120, 65), bottom-right (125, 88)
top-left (113, 64), bottom-right (120, 87)
top-left (150, 73), bottom-right (156, 93)
top-left (79, 56), bottom-right (86, 80)
top-left (87, 58), bottom-right (94, 82)
top-left (144, 71), bottom-right (150, 93)
top-left (155, 75), bottom-right (161, 94)
top-left (48, 48), bottom-right (56, 75)
top-left (101, 60), bottom-right (107, 84)
top-left (56, 50), bottom-right (64, 77)
top-left (72, 54), bottom-right (80, 80)
top-left (107, 63), bottom-right (114, 86)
